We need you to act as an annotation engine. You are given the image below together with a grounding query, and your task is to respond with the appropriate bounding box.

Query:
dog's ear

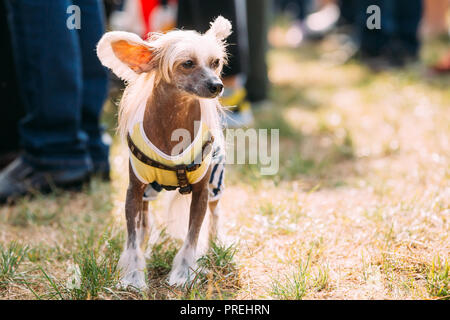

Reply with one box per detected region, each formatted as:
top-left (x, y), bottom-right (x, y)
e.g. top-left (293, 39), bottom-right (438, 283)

top-left (97, 31), bottom-right (154, 82)
top-left (206, 16), bottom-right (232, 41)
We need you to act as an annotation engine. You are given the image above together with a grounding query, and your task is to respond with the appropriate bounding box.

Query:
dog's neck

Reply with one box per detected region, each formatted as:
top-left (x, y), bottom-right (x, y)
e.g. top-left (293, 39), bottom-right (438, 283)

top-left (142, 80), bottom-right (201, 156)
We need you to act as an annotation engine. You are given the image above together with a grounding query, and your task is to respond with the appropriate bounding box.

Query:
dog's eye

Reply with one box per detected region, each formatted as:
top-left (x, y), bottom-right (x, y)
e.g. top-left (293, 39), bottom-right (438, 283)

top-left (211, 59), bottom-right (220, 68)
top-left (182, 60), bottom-right (194, 69)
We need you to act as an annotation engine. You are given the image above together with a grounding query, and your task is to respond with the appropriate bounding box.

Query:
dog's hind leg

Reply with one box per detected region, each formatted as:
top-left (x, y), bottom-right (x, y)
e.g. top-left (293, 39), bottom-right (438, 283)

top-left (207, 161), bottom-right (225, 245)
top-left (118, 165), bottom-right (148, 290)
top-left (140, 201), bottom-right (151, 250)
top-left (208, 200), bottom-right (221, 244)
top-left (168, 170), bottom-right (210, 286)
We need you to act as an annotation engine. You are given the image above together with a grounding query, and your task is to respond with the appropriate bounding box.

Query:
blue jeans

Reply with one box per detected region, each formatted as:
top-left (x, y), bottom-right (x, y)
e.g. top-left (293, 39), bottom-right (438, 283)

top-left (356, 0), bottom-right (422, 56)
top-left (5, 0), bottom-right (109, 171)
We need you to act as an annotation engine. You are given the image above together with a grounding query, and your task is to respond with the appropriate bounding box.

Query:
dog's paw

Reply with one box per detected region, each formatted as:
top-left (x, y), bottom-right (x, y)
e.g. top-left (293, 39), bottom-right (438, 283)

top-left (117, 248), bottom-right (147, 291)
top-left (117, 270), bottom-right (147, 291)
top-left (168, 252), bottom-right (203, 287)
top-left (168, 262), bottom-right (200, 287)
top-left (168, 243), bottom-right (203, 287)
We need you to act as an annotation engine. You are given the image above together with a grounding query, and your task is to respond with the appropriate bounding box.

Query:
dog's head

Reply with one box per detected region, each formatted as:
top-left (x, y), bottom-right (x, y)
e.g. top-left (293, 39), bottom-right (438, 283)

top-left (97, 16), bottom-right (232, 98)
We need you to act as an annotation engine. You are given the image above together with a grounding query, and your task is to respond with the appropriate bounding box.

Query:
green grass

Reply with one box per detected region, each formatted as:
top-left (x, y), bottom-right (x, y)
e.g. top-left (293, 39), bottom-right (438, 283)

top-left (147, 232), bottom-right (179, 278)
top-left (198, 242), bottom-right (238, 271)
top-left (312, 265), bottom-right (330, 292)
top-left (35, 254), bottom-right (122, 300)
top-left (271, 248), bottom-right (331, 300)
top-left (426, 256), bottom-right (449, 300)
top-left (271, 258), bottom-right (310, 300)
top-left (188, 242), bottom-right (240, 300)
top-left (68, 250), bottom-right (120, 299)
top-left (0, 242), bottom-right (29, 290)
top-left (27, 226), bottom-right (125, 300)
top-left (26, 243), bottom-right (69, 263)
top-left (143, 239), bottom-right (240, 300)
top-left (8, 205), bottom-right (60, 227)
top-left (2, 194), bottom-right (65, 227)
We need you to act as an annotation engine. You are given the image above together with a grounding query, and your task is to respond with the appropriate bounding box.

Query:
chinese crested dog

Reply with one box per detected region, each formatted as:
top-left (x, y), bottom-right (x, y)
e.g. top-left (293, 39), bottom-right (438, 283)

top-left (96, 16), bottom-right (230, 288)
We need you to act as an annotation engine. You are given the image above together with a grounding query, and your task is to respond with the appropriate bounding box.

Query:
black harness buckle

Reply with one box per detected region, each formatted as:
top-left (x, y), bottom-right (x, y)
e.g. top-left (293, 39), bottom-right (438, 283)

top-left (175, 165), bottom-right (192, 194)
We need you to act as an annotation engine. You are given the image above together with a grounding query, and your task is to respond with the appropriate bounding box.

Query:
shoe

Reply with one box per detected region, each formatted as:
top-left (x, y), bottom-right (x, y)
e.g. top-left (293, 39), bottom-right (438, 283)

top-left (92, 161), bottom-right (110, 181)
top-left (0, 150), bottom-right (20, 170)
top-left (303, 3), bottom-right (340, 40)
top-left (355, 47), bottom-right (418, 71)
top-left (431, 52), bottom-right (450, 73)
top-left (0, 158), bottom-right (91, 204)
top-left (382, 42), bottom-right (418, 68)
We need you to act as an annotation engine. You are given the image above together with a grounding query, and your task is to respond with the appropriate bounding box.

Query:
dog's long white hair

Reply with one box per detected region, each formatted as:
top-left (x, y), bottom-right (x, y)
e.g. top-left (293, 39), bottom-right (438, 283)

top-left (97, 16), bottom-right (232, 147)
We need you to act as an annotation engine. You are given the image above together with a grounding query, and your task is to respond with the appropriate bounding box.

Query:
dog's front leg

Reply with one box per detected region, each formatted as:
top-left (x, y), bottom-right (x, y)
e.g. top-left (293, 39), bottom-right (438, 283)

top-left (118, 165), bottom-right (148, 290)
top-left (168, 170), bottom-right (210, 286)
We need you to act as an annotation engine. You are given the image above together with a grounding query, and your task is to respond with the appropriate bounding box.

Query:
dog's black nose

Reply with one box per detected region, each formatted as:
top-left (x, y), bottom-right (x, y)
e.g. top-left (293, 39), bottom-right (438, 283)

top-left (207, 82), bottom-right (223, 94)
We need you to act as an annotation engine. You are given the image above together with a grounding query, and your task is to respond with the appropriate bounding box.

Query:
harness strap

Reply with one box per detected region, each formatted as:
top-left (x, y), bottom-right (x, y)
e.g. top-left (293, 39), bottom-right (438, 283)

top-left (127, 133), bottom-right (214, 194)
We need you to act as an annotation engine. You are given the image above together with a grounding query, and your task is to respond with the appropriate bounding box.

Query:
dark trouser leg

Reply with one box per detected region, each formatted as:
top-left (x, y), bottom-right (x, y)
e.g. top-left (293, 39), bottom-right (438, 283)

top-left (6, 0), bottom-right (90, 171)
top-left (74, 0), bottom-right (110, 173)
top-left (338, 0), bottom-right (358, 25)
top-left (0, 0), bottom-right (24, 160)
top-left (357, 0), bottom-right (395, 57)
top-left (394, 0), bottom-right (422, 57)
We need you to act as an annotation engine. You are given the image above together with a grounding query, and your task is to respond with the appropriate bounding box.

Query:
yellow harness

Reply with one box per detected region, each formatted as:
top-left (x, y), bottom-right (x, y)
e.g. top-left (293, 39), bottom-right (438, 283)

top-left (127, 122), bottom-right (213, 194)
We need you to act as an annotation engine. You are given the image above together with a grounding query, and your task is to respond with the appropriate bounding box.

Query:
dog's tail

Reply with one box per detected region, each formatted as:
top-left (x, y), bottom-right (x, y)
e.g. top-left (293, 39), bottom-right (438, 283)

top-left (158, 192), bottom-right (210, 253)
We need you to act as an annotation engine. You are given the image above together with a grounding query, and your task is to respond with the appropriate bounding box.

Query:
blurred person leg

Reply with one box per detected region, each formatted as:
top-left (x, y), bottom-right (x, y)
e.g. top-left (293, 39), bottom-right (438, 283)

top-left (431, 51), bottom-right (450, 73)
top-left (421, 0), bottom-right (449, 38)
top-left (177, 0), bottom-right (253, 128)
top-left (1, 0), bottom-right (108, 202)
top-left (246, 0), bottom-right (270, 104)
top-left (422, 0), bottom-right (450, 73)
top-left (104, 0), bottom-right (125, 20)
top-left (0, 0), bottom-right (25, 169)
top-left (356, 0), bottom-right (395, 59)
top-left (356, 0), bottom-right (422, 68)
top-left (275, 0), bottom-right (340, 45)
top-left (302, 0), bottom-right (340, 39)
top-left (74, 0), bottom-right (110, 178)
top-left (276, 0), bottom-right (309, 47)
top-left (392, 0), bottom-right (423, 63)
top-left (337, 0), bottom-right (357, 26)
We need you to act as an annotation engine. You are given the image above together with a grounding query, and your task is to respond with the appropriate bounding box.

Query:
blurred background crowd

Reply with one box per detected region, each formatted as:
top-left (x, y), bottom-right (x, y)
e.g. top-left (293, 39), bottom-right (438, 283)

top-left (0, 0), bottom-right (449, 203)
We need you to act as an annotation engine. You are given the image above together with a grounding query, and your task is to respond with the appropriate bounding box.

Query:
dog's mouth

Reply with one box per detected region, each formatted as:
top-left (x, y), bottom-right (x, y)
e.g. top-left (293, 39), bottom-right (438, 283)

top-left (181, 85), bottom-right (221, 99)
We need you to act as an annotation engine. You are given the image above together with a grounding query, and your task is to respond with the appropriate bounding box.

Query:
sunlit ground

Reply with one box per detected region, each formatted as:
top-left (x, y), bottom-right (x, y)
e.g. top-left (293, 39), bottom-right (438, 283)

top-left (0, 35), bottom-right (449, 300)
